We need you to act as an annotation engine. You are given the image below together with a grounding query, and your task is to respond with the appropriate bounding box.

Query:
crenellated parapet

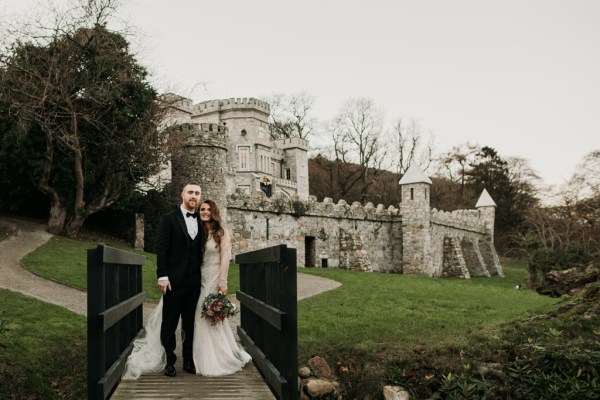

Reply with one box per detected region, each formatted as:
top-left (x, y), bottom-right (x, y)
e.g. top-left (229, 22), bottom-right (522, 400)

top-left (170, 122), bottom-right (228, 150)
top-left (430, 208), bottom-right (487, 234)
top-left (194, 97), bottom-right (271, 116)
top-left (227, 190), bottom-right (399, 221)
top-left (274, 137), bottom-right (309, 151)
top-left (161, 93), bottom-right (194, 114)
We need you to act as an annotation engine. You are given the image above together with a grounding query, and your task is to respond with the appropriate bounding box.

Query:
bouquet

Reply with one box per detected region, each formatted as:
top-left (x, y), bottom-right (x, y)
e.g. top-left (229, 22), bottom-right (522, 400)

top-left (200, 292), bottom-right (238, 325)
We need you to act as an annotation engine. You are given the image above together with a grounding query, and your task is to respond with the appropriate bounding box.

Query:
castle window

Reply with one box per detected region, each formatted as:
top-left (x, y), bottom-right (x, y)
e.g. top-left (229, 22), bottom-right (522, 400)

top-left (241, 129), bottom-right (247, 136)
top-left (239, 146), bottom-right (250, 169)
top-left (285, 168), bottom-right (291, 180)
top-left (410, 188), bottom-right (414, 200)
top-left (270, 162), bottom-right (275, 172)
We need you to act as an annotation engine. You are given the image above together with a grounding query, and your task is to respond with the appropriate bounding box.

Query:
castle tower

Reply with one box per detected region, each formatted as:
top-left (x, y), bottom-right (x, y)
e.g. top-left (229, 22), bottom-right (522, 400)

top-left (475, 189), bottom-right (496, 237)
top-left (193, 98), bottom-right (274, 194)
top-left (399, 164), bottom-right (433, 275)
top-left (276, 137), bottom-right (309, 200)
top-left (169, 123), bottom-right (229, 209)
top-left (476, 189), bottom-right (503, 276)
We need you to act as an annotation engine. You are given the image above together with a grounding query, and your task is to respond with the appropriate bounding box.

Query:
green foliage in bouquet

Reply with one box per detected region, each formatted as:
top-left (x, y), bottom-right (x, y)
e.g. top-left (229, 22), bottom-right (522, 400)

top-left (201, 293), bottom-right (239, 325)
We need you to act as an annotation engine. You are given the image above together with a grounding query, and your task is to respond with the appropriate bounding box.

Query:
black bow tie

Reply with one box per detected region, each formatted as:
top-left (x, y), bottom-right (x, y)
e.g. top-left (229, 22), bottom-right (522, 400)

top-left (186, 212), bottom-right (197, 219)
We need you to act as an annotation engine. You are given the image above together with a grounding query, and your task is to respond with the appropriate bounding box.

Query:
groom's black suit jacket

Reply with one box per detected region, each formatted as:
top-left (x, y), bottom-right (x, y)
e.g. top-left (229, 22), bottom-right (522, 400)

top-left (156, 208), bottom-right (205, 288)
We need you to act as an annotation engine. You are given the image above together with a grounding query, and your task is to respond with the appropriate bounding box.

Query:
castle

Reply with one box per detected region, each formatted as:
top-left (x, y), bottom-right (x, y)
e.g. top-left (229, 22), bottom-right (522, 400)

top-left (161, 95), bottom-right (502, 278)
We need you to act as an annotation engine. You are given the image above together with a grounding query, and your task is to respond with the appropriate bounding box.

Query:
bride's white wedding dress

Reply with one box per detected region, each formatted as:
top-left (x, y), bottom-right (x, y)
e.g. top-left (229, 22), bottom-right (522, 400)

top-left (122, 230), bottom-right (251, 380)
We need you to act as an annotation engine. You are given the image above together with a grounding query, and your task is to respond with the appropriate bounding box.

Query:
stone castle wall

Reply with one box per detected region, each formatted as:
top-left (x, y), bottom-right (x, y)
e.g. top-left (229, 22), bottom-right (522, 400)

top-left (165, 98), bottom-right (502, 278)
top-left (169, 122), bottom-right (228, 207)
top-left (226, 191), bottom-right (402, 272)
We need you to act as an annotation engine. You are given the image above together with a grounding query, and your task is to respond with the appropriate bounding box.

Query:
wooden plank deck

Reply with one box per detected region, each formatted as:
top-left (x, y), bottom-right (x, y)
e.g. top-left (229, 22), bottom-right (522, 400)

top-left (111, 360), bottom-right (275, 400)
top-left (110, 302), bottom-right (277, 400)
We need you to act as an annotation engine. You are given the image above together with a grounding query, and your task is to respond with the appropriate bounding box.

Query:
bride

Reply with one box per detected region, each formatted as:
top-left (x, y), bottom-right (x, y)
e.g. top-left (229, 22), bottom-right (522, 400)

top-left (123, 199), bottom-right (251, 379)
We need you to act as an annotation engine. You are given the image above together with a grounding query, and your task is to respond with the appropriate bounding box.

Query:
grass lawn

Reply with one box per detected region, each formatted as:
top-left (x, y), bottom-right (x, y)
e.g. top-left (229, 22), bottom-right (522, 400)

top-left (18, 234), bottom-right (581, 399)
top-left (297, 262), bottom-right (559, 361)
top-left (21, 236), bottom-right (241, 302)
top-left (0, 289), bottom-right (87, 400)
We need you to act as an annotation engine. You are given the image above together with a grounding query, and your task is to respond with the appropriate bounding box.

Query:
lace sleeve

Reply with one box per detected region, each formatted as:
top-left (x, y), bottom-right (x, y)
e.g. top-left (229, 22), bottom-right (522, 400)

top-left (218, 228), bottom-right (232, 290)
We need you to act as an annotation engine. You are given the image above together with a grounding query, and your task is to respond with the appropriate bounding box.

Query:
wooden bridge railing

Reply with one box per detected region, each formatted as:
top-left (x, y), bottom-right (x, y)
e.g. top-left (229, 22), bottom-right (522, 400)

top-left (87, 245), bottom-right (146, 400)
top-left (236, 244), bottom-right (298, 400)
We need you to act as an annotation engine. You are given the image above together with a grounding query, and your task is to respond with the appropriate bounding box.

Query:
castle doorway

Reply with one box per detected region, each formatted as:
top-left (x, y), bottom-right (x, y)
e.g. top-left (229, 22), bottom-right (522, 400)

top-left (305, 236), bottom-right (316, 267)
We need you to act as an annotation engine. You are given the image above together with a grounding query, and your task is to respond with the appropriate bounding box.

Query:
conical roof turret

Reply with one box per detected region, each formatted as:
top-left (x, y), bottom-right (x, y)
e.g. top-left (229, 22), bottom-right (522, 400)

top-left (476, 189), bottom-right (496, 207)
top-left (399, 163), bottom-right (432, 185)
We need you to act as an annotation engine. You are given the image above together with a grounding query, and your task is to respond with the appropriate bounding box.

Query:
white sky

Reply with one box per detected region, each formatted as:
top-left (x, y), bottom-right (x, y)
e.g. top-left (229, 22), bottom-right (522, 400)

top-left (2, 0), bottom-right (599, 188)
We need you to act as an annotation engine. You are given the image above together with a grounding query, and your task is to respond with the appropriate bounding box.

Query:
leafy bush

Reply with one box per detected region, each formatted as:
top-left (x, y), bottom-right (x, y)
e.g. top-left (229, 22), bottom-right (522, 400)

top-left (528, 245), bottom-right (592, 285)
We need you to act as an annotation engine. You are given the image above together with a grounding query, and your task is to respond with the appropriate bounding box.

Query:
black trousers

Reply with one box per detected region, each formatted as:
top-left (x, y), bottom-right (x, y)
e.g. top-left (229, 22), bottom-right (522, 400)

top-left (160, 272), bottom-right (200, 366)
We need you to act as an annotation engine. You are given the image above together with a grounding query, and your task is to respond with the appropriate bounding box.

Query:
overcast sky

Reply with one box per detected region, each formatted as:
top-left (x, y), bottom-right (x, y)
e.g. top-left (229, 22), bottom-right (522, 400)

top-left (2, 0), bottom-right (599, 188)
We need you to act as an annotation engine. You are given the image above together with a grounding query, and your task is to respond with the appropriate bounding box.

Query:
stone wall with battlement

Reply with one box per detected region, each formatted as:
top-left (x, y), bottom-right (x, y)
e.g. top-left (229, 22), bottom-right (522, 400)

top-left (161, 94), bottom-right (501, 278)
top-left (430, 208), bottom-right (487, 234)
top-left (194, 97), bottom-right (271, 116)
top-left (222, 188), bottom-right (500, 277)
top-left (274, 137), bottom-right (309, 151)
top-left (226, 190), bottom-right (401, 272)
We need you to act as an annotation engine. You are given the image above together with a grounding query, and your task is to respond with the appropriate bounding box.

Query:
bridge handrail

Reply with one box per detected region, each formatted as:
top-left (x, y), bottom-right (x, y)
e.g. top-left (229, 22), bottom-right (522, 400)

top-left (87, 245), bottom-right (146, 400)
top-left (236, 244), bottom-right (298, 400)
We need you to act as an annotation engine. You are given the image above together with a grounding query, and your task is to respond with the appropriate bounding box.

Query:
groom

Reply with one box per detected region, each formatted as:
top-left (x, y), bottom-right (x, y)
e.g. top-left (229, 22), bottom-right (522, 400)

top-left (156, 180), bottom-right (205, 377)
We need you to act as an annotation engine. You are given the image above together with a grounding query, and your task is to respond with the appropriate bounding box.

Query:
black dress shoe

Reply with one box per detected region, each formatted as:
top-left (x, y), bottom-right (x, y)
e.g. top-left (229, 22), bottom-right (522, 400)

top-left (183, 360), bottom-right (196, 374)
top-left (164, 364), bottom-right (176, 377)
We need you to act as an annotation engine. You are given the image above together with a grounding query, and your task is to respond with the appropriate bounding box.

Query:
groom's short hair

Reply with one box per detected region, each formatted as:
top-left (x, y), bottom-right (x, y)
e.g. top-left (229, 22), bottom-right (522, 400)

top-left (182, 180), bottom-right (201, 191)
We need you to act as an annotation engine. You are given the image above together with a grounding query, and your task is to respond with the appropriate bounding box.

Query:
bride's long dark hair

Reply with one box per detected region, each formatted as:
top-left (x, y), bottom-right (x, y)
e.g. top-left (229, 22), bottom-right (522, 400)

top-left (201, 199), bottom-right (225, 249)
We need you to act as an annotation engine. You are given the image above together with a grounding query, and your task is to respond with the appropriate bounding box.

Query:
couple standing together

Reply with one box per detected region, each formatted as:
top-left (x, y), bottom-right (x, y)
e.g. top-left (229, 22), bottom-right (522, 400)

top-left (123, 181), bottom-right (251, 379)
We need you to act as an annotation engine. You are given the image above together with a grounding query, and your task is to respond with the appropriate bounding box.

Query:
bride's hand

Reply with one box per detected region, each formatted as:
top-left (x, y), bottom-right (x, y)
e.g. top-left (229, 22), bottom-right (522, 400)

top-left (218, 287), bottom-right (228, 296)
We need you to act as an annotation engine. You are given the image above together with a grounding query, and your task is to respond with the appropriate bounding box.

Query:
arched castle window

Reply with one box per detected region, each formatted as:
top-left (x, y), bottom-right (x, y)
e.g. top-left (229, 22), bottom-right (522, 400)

top-left (241, 129), bottom-right (247, 136)
top-left (410, 188), bottom-right (414, 200)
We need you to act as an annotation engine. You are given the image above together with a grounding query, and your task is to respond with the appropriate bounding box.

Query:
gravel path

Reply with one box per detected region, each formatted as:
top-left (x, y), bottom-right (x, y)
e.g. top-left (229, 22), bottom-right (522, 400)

top-left (0, 217), bottom-right (89, 315)
top-left (0, 216), bottom-right (342, 322)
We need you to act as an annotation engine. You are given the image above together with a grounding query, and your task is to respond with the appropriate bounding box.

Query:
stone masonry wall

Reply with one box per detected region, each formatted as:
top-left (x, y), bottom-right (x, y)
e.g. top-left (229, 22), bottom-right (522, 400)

top-left (166, 109), bottom-right (502, 278)
top-left (431, 218), bottom-right (502, 277)
top-left (169, 123), bottom-right (228, 208)
top-left (226, 191), bottom-right (401, 272)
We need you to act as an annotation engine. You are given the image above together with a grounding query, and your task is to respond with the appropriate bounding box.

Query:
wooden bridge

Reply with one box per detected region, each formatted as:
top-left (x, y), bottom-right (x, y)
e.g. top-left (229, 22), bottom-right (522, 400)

top-left (111, 357), bottom-right (275, 400)
top-left (87, 245), bottom-right (297, 400)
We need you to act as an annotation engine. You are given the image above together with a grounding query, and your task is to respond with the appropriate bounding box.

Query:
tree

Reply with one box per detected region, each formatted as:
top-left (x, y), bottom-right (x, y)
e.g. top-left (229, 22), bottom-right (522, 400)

top-left (391, 118), bottom-right (434, 176)
top-left (326, 97), bottom-right (387, 202)
top-left (390, 117), bottom-right (435, 201)
top-left (433, 143), bottom-right (480, 208)
top-left (466, 146), bottom-right (540, 253)
top-left (265, 92), bottom-right (316, 140)
top-left (0, 0), bottom-right (166, 237)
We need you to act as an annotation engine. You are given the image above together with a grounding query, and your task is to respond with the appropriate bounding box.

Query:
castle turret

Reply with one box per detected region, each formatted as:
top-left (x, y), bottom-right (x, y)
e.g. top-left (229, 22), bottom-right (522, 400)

top-left (169, 123), bottom-right (229, 208)
top-left (399, 164), bottom-right (433, 275)
top-left (276, 138), bottom-right (309, 200)
top-left (475, 189), bottom-right (503, 276)
top-left (475, 189), bottom-right (496, 238)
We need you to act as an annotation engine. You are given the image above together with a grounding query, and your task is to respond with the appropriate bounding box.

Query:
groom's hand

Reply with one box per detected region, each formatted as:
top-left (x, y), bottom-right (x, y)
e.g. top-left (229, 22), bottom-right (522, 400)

top-left (157, 279), bottom-right (171, 294)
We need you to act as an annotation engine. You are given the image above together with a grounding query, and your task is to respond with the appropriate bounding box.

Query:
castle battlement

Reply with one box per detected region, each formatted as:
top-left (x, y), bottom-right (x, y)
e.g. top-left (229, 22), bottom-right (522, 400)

top-left (431, 208), bottom-right (486, 233)
top-left (227, 190), bottom-right (399, 221)
top-left (193, 97), bottom-right (271, 116)
top-left (163, 94), bottom-right (501, 278)
top-left (274, 137), bottom-right (308, 150)
top-left (170, 122), bottom-right (228, 150)
top-left (173, 122), bottom-right (228, 135)
top-left (161, 93), bottom-right (194, 114)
